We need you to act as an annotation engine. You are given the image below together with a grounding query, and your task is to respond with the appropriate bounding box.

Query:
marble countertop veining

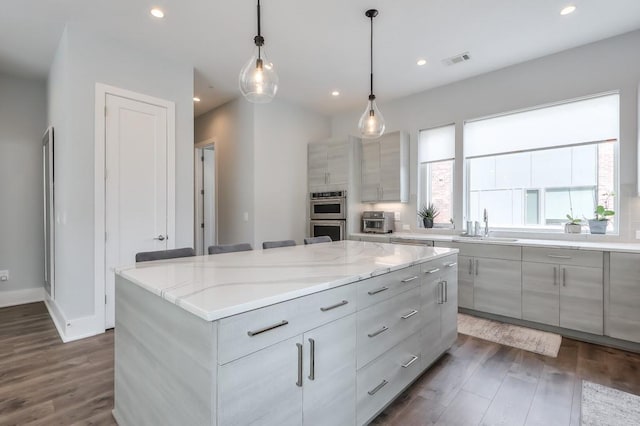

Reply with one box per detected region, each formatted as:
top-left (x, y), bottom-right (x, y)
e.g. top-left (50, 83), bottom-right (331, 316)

top-left (116, 241), bottom-right (458, 322)
top-left (351, 232), bottom-right (640, 253)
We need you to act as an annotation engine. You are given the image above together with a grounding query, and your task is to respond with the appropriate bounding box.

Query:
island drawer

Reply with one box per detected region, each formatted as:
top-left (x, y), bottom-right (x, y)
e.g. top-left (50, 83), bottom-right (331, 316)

top-left (357, 265), bottom-right (422, 310)
top-left (523, 247), bottom-right (603, 267)
top-left (218, 284), bottom-right (356, 364)
top-left (356, 286), bottom-right (422, 369)
top-left (421, 254), bottom-right (458, 279)
top-left (356, 331), bottom-right (422, 425)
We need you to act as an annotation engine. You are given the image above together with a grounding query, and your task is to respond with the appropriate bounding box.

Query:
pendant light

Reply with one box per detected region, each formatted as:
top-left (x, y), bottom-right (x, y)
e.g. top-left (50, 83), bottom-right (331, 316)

top-left (358, 9), bottom-right (385, 139)
top-left (239, 0), bottom-right (278, 103)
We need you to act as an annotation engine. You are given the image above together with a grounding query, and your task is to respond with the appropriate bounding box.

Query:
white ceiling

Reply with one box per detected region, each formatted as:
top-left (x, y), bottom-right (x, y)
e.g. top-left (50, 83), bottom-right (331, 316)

top-left (2, 1), bottom-right (640, 117)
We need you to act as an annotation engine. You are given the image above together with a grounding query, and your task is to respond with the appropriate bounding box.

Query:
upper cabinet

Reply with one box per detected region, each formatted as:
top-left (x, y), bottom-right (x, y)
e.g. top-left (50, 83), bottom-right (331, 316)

top-left (361, 131), bottom-right (409, 203)
top-left (308, 140), bottom-right (349, 191)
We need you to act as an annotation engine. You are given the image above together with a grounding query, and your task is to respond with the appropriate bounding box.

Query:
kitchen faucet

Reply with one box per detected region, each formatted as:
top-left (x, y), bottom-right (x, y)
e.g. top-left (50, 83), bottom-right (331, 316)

top-left (483, 208), bottom-right (489, 237)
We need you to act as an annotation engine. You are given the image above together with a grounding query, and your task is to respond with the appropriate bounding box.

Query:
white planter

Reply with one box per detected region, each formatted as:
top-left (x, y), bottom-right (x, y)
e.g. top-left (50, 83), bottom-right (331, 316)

top-left (564, 223), bottom-right (582, 234)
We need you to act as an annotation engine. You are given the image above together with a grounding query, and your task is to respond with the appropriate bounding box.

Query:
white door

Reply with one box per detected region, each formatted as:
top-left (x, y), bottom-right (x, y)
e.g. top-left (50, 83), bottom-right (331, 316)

top-left (105, 93), bottom-right (172, 328)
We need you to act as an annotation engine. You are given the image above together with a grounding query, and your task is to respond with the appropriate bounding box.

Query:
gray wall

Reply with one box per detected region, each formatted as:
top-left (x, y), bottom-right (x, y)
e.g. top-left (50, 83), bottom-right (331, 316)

top-left (195, 98), bottom-right (330, 247)
top-left (0, 73), bottom-right (47, 301)
top-left (332, 29), bottom-right (640, 241)
top-left (48, 25), bottom-right (194, 321)
top-left (195, 98), bottom-right (256, 246)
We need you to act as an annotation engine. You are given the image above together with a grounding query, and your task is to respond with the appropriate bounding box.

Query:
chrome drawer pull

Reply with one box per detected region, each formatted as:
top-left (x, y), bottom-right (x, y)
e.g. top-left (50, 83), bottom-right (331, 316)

top-left (401, 355), bottom-right (419, 368)
top-left (308, 338), bottom-right (315, 381)
top-left (368, 379), bottom-right (388, 396)
top-left (547, 254), bottom-right (572, 259)
top-left (296, 343), bottom-right (303, 387)
top-left (553, 266), bottom-right (557, 286)
top-left (320, 300), bottom-right (348, 312)
top-left (401, 309), bottom-right (419, 319)
top-left (445, 262), bottom-right (457, 268)
top-left (425, 268), bottom-right (440, 274)
top-left (401, 276), bottom-right (419, 283)
top-left (247, 320), bottom-right (289, 337)
top-left (368, 286), bottom-right (389, 296)
top-left (368, 326), bottom-right (388, 338)
top-left (444, 280), bottom-right (448, 303)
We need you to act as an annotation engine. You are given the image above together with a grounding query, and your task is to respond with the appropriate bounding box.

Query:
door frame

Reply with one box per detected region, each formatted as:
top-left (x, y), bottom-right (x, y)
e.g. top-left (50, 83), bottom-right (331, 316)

top-left (94, 83), bottom-right (176, 330)
top-left (194, 138), bottom-right (218, 255)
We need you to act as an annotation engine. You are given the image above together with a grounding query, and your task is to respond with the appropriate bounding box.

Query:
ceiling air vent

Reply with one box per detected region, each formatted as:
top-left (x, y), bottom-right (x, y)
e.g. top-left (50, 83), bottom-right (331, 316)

top-left (442, 52), bottom-right (471, 66)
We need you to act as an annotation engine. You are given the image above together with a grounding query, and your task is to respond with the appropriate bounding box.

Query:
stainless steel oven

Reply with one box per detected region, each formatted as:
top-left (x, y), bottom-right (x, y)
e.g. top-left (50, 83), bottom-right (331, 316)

top-left (310, 220), bottom-right (345, 242)
top-left (310, 191), bottom-right (347, 220)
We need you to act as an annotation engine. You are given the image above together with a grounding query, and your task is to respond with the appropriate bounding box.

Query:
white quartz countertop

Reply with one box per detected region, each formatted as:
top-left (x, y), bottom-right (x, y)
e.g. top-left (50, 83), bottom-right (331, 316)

top-left (116, 241), bottom-right (458, 322)
top-left (351, 232), bottom-right (640, 253)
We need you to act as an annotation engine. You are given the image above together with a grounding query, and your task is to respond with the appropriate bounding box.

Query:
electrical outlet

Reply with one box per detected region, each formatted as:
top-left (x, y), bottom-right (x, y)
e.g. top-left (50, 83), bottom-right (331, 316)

top-left (394, 211), bottom-right (401, 221)
top-left (402, 224), bottom-right (410, 231)
top-left (636, 230), bottom-right (640, 240)
top-left (0, 270), bottom-right (8, 282)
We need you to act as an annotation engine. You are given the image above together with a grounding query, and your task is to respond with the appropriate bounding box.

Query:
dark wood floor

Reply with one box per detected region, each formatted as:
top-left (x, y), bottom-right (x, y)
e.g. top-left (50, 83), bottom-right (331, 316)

top-left (2, 303), bottom-right (639, 425)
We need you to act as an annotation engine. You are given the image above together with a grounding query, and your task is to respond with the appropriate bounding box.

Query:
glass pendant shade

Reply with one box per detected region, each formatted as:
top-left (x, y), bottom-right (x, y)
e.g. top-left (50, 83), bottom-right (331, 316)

top-left (239, 46), bottom-right (278, 103)
top-left (358, 97), bottom-right (385, 139)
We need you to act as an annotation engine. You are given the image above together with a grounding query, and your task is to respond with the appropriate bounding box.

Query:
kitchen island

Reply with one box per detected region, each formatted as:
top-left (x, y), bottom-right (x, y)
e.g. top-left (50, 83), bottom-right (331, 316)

top-left (113, 241), bottom-right (458, 426)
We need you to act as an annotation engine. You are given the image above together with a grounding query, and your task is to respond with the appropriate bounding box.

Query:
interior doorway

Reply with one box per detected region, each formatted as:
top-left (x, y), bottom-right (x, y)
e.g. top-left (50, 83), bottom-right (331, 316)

top-left (194, 140), bottom-right (217, 255)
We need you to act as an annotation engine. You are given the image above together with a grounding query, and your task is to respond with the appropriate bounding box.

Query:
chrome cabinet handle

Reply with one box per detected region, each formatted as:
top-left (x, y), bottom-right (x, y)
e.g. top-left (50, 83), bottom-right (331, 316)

top-left (368, 326), bottom-right (388, 338)
top-left (468, 259), bottom-right (473, 275)
top-left (445, 262), bottom-right (457, 268)
top-left (425, 268), bottom-right (440, 275)
top-left (320, 300), bottom-right (349, 312)
top-left (553, 266), bottom-right (557, 286)
top-left (547, 254), bottom-right (571, 259)
top-left (368, 379), bottom-right (388, 396)
top-left (401, 276), bottom-right (419, 283)
top-left (247, 320), bottom-right (289, 337)
top-left (153, 235), bottom-right (166, 241)
top-left (308, 338), bottom-right (315, 381)
top-left (437, 282), bottom-right (444, 305)
top-left (327, 172), bottom-right (330, 184)
top-left (368, 286), bottom-right (389, 296)
top-left (475, 260), bottom-right (479, 276)
top-left (296, 343), bottom-right (303, 387)
top-left (444, 280), bottom-right (448, 303)
top-left (401, 309), bottom-right (418, 319)
top-left (562, 267), bottom-right (567, 287)
top-left (401, 355), bottom-right (419, 368)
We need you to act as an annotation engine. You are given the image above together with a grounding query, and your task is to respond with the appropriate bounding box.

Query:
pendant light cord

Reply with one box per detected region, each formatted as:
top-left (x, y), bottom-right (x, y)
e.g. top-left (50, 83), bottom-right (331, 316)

top-left (257, 0), bottom-right (262, 38)
top-left (369, 14), bottom-right (374, 99)
top-left (255, 0), bottom-right (264, 60)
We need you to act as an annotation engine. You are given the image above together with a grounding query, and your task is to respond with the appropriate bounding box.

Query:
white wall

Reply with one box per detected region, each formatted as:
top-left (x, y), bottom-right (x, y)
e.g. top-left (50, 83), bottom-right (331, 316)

top-left (47, 25), bottom-right (194, 335)
top-left (332, 29), bottom-right (640, 241)
top-left (195, 98), bottom-right (255, 246)
top-left (0, 73), bottom-right (47, 307)
top-left (253, 101), bottom-right (331, 245)
top-left (195, 98), bottom-right (330, 247)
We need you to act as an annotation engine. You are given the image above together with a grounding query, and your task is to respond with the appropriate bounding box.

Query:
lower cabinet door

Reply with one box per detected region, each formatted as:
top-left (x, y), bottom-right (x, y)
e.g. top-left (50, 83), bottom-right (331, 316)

top-left (439, 263), bottom-right (458, 353)
top-left (303, 315), bottom-right (356, 426)
top-left (458, 255), bottom-right (474, 309)
top-left (421, 274), bottom-right (442, 369)
top-left (474, 258), bottom-right (522, 319)
top-left (218, 335), bottom-right (303, 426)
top-left (522, 261), bottom-right (560, 326)
top-left (559, 265), bottom-right (603, 335)
top-left (608, 252), bottom-right (640, 342)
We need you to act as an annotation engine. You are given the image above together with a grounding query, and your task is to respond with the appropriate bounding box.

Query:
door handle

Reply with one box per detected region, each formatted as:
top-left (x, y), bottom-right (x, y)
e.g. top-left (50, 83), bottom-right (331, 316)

top-left (153, 235), bottom-right (166, 241)
top-left (247, 320), bottom-right (289, 337)
top-left (368, 325), bottom-right (388, 338)
top-left (368, 379), bottom-right (388, 396)
top-left (401, 276), bottom-right (419, 283)
top-left (444, 280), bottom-right (448, 303)
top-left (468, 259), bottom-right (473, 275)
top-left (425, 268), bottom-right (440, 275)
top-left (475, 259), bottom-right (479, 276)
top-left (401, 309), bottom-right (419, 319)
top-left (437, 281), bottom-right (444, 305)
top-left (562, 267), bottom-right (567, 287)
top-left (368, 286), bottom-right (389, 296)
top-left (445, 262), bottom-right (457, 268)
top-left (320, 300), bottom-right (348, 312)
top-left (553, 266), bottom-right (557, 286)
top-left (308, 338), bottom-right (315, 381)
top-left (296, 343), bottom-right (303, 387)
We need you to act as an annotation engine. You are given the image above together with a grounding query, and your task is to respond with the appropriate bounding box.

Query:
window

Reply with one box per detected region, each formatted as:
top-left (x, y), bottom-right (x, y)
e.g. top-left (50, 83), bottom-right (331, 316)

top-left (418, 124), bottom-right (455, 226)
top-left (464, 93), bottom-right (619, 232)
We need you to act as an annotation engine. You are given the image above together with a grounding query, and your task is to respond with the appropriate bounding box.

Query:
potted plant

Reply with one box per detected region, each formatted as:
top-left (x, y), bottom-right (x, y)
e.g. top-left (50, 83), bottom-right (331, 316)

top-left (564, 214), bottom-right (582, 234)
top-left (418, 203), bottom-right (439, 228)
top-left (588, 193), bottom-right (615, 235)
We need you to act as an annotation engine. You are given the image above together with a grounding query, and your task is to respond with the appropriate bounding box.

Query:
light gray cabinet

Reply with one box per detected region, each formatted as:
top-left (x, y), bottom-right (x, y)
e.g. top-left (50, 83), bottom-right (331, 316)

top-left (608, 252), bottom-right (640, 343)
top-left (360, 131), bottom-right (409, 203)
top-left (522, 248), bottom-right (603, 335)
top-left (308, 140), bottom-right (349, 190)
top-left (436, 242), bottom-right (522, 318)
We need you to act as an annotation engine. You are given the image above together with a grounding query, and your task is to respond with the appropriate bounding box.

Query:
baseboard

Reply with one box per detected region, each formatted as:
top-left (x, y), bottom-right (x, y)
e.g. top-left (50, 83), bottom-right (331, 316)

top-left (0, 287), bottom-right (44, 308)
top-left (44, 294), bottom-right (105, 343)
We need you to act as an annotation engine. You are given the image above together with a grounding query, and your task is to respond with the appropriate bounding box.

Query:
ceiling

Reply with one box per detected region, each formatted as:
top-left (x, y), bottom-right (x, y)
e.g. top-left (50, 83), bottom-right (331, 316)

top-left (2, 1), bottom-right (640, 117)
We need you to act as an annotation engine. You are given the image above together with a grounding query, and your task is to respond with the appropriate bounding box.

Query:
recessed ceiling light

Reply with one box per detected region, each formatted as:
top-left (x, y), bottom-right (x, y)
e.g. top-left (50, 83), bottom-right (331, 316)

top-left (331, 91), bottom-right (340, 97)
top-left (417, 59), bottom-right (427, 66)
top-left (150, 8), bottom-right (165, 19)
top-left (560, 5), bottom-right (576, 15)
top-left (193, 97), bottom-right (201, 102)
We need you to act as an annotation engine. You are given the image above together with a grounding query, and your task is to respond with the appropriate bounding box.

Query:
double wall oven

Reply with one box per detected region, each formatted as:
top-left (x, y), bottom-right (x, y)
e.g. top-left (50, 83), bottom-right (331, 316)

top-left (309, 191), bottom-right (346, 241)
